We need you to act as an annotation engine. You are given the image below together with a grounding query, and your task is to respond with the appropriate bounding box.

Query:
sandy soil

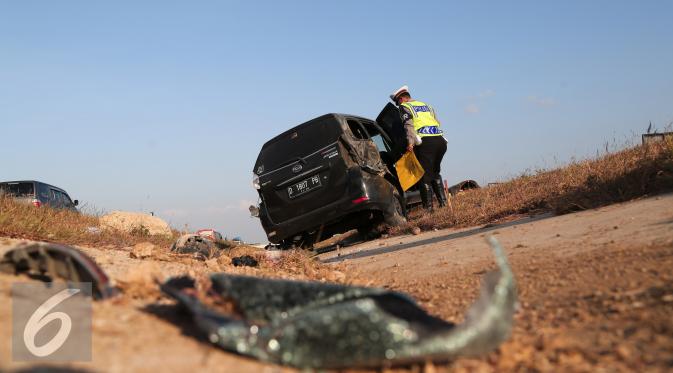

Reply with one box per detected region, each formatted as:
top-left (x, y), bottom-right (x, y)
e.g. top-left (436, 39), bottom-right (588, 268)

top-left (320, 193), bottom-right (673, 372)
top-left (1, 193), bottom-right (672, 372)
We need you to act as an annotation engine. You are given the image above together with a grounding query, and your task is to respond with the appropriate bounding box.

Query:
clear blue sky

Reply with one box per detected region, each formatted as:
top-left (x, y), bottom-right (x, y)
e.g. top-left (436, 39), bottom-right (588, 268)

top-left (2, 1), bottom-right (672, 242)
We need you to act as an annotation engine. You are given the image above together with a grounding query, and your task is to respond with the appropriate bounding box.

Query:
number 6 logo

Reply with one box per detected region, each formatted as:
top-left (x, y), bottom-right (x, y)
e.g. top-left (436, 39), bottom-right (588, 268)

top-left (23, 288), bottom-right (81, 357)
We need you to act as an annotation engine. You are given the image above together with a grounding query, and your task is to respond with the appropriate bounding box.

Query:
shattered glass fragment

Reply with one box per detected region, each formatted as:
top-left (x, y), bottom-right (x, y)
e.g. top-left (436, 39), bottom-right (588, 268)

top-left (161, 237), bottom-right (516, 369)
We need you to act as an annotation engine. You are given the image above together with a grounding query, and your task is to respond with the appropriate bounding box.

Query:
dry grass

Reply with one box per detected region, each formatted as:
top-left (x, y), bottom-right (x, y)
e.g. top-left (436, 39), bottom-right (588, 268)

top-left (0, 197), bottom-right (177, 248)
top-left (400, 140), bottom-right (673, 233)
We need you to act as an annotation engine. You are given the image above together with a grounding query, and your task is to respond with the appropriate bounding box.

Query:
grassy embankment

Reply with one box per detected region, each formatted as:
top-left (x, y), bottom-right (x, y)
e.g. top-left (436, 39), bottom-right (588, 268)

top-left (402, 139), bottom-right (673, 232)
top-left (0, 199), bottom-right (177, 248)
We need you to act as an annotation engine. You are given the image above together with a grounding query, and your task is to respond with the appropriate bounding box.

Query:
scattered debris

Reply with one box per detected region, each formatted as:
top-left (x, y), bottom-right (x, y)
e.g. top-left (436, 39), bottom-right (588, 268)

top-left (0, 242), bottom-right (117, 299)
top-left (231, 255), bottom-right (258, 267)
top-left (171, 234), bottom-right (218, 260)
top-left (196, 228), bottom-right (223, 241)
top-left (448, 179), bottom-right (480, 196)
top-left (160, 237), bottom-right (517, 369)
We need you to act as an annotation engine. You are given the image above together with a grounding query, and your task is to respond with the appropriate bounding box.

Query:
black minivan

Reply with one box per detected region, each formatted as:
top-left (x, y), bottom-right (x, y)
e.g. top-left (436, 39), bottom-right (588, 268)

top-left (252, 106), bottom-right (413, 248)
top-left (0, 180), bottom-right (79, 211)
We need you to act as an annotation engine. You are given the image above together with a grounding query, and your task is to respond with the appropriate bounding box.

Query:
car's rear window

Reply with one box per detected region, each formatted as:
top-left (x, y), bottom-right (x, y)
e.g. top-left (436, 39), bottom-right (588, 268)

top-left (255, 116), bottom-right (343, 173)
top-left (0, 182), bottom-right (35, 197)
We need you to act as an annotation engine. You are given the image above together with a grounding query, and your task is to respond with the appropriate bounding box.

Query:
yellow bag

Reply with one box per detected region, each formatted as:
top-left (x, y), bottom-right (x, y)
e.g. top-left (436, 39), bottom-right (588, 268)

top-left (395, 151), bottom-right (425, 191)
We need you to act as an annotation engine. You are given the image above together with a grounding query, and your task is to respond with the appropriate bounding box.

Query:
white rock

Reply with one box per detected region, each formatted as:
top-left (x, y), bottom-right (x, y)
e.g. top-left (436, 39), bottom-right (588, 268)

top-left (100, 211), bottom-right (172, 236)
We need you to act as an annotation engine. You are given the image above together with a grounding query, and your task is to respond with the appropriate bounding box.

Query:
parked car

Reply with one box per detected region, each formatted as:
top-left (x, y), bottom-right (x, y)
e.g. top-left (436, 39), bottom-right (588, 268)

top-left (252, 106), bottom-right (415, 248)
top-left (0, 180), bottom-right (78, 211)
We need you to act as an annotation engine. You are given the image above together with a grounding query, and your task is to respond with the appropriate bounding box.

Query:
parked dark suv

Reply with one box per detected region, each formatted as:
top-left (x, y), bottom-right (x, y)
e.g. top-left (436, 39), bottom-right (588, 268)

top-left (252, 106), bottom-right (415, 248)
top-left (0, 180), bottom-right (79, 211)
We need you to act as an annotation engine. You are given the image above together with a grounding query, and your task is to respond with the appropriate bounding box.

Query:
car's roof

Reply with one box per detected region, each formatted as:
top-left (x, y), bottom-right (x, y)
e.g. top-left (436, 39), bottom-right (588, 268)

top-left (337, 113), bottom-right (375, 122)
top-left (262, 113), bottom-right (375, 150)
top-left (0, 180), bottom-right (67, 192)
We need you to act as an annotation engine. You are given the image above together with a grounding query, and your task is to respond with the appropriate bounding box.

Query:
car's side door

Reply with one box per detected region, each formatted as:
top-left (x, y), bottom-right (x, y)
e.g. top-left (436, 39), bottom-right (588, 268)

top-left (36, 183), bottom-right (51, 205)
top-left (375, 103), bottom-right (408, 162)
top-left (59, 191), bottom-right (75, 210)
top-left (48, 189), bottom-right (70, 209)
top-left (344, 118), bottom-right (387, 174)
top-left (48, 188), bottom-right (62, 208)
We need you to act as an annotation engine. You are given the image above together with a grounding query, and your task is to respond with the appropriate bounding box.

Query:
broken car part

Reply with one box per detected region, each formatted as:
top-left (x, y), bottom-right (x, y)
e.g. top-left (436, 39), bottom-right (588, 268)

top-left (231, 255), bottom-right (259, 267)
top-left (0, 242), bottom-right (116, 299)
top-left (161, 237), bottom-right (516, 369)
top-left (448, 180), bottom-right (480, 196)
top-left (171, 233), bottom-right (220, 260)
top-left (249, 204), bottom-right (260, 218)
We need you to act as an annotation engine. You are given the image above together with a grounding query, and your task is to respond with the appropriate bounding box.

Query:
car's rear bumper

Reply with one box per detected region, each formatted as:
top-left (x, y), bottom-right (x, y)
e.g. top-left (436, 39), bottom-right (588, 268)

top-left (258, 169), bottom-right (396, 243)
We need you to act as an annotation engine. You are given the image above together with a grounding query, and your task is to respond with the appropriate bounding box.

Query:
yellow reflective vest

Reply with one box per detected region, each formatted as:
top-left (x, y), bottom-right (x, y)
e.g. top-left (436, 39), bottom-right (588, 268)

top-left (400, 100), bottom-right (442, 137)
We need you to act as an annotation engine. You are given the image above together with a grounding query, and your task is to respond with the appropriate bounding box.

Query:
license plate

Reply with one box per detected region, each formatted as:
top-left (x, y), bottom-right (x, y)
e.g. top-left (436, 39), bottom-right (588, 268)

top-left (287, 175), bottom-right (322, 199)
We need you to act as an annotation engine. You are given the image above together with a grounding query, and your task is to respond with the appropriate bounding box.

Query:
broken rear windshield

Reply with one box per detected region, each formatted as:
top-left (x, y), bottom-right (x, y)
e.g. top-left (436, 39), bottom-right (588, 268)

top-left (0, 182), bottom-right (35, 197)
top-left (255, 116), bottom-right (343, 174)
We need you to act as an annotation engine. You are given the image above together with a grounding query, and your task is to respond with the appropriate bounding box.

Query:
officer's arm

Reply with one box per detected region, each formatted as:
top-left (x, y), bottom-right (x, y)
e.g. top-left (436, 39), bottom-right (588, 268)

top-left (399, 106), bottom-right (416, 149)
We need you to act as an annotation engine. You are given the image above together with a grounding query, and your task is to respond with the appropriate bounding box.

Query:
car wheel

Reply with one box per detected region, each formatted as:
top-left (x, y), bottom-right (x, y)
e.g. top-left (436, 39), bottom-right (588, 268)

top-left (278, 240), bottom-right (295, 250)
top-left (384, 189), bottom-right (407, 226)
top-left (280, 234), bottom-right (315, 250)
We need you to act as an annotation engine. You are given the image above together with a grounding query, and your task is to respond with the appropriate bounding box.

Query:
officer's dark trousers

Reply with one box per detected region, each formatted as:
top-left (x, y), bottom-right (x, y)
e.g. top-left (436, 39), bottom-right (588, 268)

top-left (414, 136), bottom-right (447, 183)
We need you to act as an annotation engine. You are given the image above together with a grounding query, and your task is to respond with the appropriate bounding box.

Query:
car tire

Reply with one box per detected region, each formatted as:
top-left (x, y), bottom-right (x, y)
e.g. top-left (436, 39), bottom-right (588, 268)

top-left (384, 188), bottom-right (407, 227)
top-left (280, 233), bottom-right (315, 250)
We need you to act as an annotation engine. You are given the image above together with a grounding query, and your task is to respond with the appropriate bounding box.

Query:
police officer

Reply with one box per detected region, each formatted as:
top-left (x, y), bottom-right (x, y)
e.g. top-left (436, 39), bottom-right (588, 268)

top-left (390, 85), bottom-right (448, 211)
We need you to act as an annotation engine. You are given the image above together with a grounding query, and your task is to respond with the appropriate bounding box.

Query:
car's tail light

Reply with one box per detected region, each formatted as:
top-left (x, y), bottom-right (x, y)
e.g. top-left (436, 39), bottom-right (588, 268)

top-left (31, 198), bottom-right (42, 207)
top-left (351, 196), bottom-right (369, 204)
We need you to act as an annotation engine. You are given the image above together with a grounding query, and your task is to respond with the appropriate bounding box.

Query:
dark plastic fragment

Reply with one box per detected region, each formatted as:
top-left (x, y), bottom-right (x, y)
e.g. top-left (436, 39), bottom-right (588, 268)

top-left (231, 255), bottom-right (258, 267)
top-left (0, 242), bottom-right (117, 300)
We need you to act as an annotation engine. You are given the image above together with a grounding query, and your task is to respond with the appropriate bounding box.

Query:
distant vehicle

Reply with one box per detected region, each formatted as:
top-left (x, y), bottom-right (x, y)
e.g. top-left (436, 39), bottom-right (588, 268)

top-left (196, 229), bottom-right (223, 242)
top-left (251, 106), bottom-right (412, 249)
top-left (0, 180), bottom-right (78, 211)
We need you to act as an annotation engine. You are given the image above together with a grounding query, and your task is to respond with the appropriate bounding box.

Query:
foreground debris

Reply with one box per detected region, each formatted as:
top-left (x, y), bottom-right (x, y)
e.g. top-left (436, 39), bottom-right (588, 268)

top-left (0, 242), bottom-right (116, 299)
top-left (161, 237), bottom-right (516, 369)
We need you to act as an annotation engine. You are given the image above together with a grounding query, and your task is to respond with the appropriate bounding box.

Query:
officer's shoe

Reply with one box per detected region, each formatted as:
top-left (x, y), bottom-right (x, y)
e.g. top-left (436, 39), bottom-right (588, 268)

top-left (432, 178), bottom-right (448, 208)
top-left (419, 183), bottom-right (434, 212)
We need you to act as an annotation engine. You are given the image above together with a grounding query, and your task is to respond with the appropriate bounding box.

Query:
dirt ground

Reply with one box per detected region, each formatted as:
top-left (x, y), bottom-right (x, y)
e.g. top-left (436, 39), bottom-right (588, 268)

top-left (1, 193), bottom-right (672, 372)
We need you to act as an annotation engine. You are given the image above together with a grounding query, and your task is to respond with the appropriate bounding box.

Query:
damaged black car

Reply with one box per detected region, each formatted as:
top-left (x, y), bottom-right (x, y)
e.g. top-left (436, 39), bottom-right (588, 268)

top-left (251, 106), bottom-right (413, 249)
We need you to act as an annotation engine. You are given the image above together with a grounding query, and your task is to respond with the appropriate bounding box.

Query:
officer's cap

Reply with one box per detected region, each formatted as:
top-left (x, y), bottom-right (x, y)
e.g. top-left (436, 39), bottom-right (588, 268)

top-left (390, 85), bottom-right (410, 102)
